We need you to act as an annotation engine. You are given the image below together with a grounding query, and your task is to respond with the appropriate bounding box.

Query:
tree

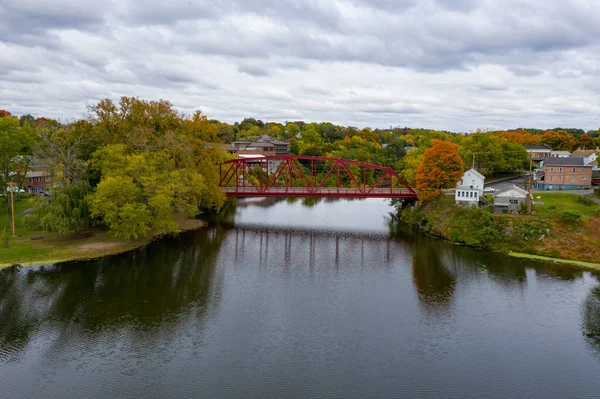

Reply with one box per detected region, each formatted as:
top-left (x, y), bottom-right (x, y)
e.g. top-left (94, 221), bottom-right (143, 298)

top-left (0, 116), bottom-right (34, 226)
top-left (26, 182), bottom-right (92, 235)
top-left (416, 140), bottom-right (463, 203)
top-left (398, 147), bottom-right (425, 186)
top-left (542, 130), bottom-right (576, 151)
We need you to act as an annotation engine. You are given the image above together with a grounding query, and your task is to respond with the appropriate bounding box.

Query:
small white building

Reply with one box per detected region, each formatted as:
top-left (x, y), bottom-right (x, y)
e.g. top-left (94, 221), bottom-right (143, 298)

top-left (455, 168), bottom-right (485, 206)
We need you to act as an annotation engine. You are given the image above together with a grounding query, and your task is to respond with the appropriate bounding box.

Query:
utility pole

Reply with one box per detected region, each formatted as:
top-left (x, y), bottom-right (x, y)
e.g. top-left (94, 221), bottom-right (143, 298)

top-left (472, 153), bottom-right (475, 169)
top-left (526, 153), bottom-right (533, 215)
top-left (8, 182), bottom-right (15, 236)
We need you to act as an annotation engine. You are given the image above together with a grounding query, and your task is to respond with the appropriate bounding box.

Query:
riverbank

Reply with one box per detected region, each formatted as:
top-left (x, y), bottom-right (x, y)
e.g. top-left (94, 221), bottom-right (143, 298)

top-left (397, 194), bottom-right (600, 269)
top-left (0, 216), bottom-right (206, 268)
top-left (508, 252), bottom-right (600, 270)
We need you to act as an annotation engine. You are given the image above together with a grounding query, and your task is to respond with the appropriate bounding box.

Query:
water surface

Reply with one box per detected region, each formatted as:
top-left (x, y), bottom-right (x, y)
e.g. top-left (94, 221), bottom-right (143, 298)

top-left (1, 198), bottom-right (599, 398)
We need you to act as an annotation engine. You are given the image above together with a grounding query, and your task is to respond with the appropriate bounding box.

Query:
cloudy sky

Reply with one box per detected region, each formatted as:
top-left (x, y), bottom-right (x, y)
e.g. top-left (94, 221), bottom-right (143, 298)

top-left (1, 0), bottom-right (600, 132)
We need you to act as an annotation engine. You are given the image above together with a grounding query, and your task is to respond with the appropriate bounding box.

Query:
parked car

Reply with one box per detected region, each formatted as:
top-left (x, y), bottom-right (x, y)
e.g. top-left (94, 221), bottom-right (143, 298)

top-left (592, 178), bottom-right (600, 186)
top-left (483, 187), bottom-right (496, 193)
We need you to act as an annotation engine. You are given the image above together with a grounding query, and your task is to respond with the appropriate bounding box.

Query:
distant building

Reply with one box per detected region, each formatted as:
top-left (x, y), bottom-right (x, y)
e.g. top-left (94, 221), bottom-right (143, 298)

top-left (525, 144), bottom-right (552, 167)
top-left (493, 185), bottom-right (530, 214)
top-left (455, 168), bottom-right (485, 206)
top-left (536, 157), bottom-right (592, 190)
top-left (570, 149), bottom-right (598, 171)
top-left (231, 137), bottom-right (290, 156)
top-left (23, 170), bottom-right (51, 193)
top-left (550, 150), bottom-right (570, 158)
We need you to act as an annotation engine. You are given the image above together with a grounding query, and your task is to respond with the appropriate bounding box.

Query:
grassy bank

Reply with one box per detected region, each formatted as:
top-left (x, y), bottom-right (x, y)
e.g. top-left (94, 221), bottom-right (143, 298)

top-left (508, 252), bottom-right (600, 270)
top-left (0, 197), bottom-right (206, 267)
top-left (397, 193), bottom-right (600, 267)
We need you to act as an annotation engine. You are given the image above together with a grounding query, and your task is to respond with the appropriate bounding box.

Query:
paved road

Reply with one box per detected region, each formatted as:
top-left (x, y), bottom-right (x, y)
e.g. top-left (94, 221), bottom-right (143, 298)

top-left (485, 175), bottom-right (529, 192)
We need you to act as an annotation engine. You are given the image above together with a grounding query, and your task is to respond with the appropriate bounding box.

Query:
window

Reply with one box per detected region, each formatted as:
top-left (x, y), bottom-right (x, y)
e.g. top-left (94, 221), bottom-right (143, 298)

top-left (545, 167), bottom-right (549, 172)
top-left (573, 168), bottom-right (576, 172)
top-left (572, 177), bottom-right (576, 183)
top-left (509, 199), bottom-right (519, 205)
top-left (558, 176), bottom-right (562, 182)
top-left (583, 168), bottom-right (588, 172)
top-left (582, 176), bottom-right (587, 181)
top-left (475, 192), bottom-right (478, 198)
top-left (559, 167), bottom-right (563, 172)
top-left (550, 167), bottom-right (554, 172)
top-left (549, 176), bottom-right (553, 181)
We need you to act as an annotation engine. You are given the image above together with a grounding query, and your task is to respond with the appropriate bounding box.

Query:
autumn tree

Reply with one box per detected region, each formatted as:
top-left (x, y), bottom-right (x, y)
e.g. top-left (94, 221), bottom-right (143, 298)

top-left (416, 140), bottom-right (463, 203)
top-left (542, 130), bottom-right (576, 151)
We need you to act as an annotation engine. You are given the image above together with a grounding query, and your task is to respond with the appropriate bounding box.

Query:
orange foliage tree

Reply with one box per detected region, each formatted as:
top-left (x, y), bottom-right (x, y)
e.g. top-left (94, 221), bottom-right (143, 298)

top-left (542, 130), bottom-right (576, 151)
top-left (416, 140), bottom-right (464, 203)
top-left (494, 129), bottom-right (541, 145)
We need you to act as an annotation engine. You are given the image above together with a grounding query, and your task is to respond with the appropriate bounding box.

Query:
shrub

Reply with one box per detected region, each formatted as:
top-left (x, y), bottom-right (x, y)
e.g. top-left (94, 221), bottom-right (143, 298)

top-left (577, 196), bottom-right (596, 206)
top-left (450, 206), bottom-right (500, 248)
top-left (561, 209), bottom-right (581, 224)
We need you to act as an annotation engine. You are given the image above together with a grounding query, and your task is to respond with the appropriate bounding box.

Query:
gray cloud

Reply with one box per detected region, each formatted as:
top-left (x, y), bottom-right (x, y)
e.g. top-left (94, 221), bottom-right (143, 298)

top-left (2, 0), bottom-right (600, 131)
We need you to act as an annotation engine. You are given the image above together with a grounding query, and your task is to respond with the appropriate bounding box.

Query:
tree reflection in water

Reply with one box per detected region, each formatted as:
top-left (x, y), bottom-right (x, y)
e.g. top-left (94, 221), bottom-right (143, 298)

top-left (0, 227), bottom-right (228, 362)
top-left (411, 244), bottom-right (456, 314)
top-left (582, 285), bottom-right (600, 359)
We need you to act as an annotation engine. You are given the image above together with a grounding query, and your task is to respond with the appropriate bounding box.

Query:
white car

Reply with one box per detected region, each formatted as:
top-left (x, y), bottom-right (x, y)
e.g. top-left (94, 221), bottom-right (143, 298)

top-left (483, 187), bottom-right (496, 193)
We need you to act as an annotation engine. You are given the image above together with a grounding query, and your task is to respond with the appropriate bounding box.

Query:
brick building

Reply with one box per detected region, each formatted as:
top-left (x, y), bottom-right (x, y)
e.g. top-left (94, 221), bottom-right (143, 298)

top-left (536, 157), bottom-right (592, 190)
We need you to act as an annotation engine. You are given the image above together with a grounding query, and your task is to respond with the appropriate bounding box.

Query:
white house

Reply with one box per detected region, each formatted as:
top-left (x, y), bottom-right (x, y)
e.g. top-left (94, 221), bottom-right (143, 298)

top-left (455, 168), bottom-right (485, 206)
top-left (570, 150), bottom-right (598, 171)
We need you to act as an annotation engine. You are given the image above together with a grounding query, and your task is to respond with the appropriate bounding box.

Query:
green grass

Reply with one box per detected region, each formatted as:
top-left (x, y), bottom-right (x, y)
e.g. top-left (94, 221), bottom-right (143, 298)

top-left (508, 252), bottom-right (600, 270)
top-left (533, 193), bottom-right (600, 218)
top-left (0, 196), bottom-right (33, 231)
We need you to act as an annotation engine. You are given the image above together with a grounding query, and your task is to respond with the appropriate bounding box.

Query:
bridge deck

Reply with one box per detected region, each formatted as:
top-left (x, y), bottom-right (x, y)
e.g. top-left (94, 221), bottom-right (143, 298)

top-left (222, 187), bottom-right (418, 199)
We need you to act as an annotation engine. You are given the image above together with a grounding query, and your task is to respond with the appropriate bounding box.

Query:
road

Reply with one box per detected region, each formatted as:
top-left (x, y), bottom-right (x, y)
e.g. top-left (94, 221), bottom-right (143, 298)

top-left (485, 175), bottom-right (529, 191)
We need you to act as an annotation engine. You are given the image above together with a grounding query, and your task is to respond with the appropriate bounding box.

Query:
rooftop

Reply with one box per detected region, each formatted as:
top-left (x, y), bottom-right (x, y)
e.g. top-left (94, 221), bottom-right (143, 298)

top-left (570, 149), bottom-right (597, 157)
top-left (464, 168), bottom-right (485, 180)
top-left (544, 157), bottom-right (585, 166)
top-left (525, 144), bottom-right (552, 151)
top-left (495, 184), bottom-right (529, 198)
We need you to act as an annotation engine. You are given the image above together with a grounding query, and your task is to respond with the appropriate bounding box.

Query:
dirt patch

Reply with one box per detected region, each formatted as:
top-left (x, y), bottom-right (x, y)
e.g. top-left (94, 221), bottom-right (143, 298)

top-left (78, 242), bottom-right (123, 251)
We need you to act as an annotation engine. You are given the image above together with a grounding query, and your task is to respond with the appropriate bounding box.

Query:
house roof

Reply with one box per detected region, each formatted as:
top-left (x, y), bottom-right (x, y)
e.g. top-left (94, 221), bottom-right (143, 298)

top-left (269, 140), bottom-right (289, 146)
top-left (544, 157), bottom-right (585, 166)
top-left (26, 170), bottom-right (50, 178)
top-left (464, 168), bottom-right (485, 180)
top-left (495, 184), bottom-right (529, 198)
top-left (570, 149), bottom-right (596, 157)
top-left (525, 144), bottom-right (552, 151)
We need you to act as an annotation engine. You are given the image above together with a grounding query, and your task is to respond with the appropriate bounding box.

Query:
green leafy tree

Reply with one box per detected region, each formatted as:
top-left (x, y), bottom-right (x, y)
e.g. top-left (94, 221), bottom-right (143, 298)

top-left (0, 116), bottom-right (34, 226)
top-left (26, 182), bottom-right (92, 235)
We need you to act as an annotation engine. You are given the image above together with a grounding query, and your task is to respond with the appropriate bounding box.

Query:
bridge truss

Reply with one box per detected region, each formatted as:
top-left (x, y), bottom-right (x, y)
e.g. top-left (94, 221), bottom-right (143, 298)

top-left (218, 155), bottom-right (418, 200)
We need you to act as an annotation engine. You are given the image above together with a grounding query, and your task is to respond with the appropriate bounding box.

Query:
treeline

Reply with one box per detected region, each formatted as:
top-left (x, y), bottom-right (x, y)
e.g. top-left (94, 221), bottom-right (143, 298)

top-left (0, 98), bottom-right (229, 239)
top-left (214, 117), bottom-right (599, 185)
top-left (2, 99), bottom-right (599, 240)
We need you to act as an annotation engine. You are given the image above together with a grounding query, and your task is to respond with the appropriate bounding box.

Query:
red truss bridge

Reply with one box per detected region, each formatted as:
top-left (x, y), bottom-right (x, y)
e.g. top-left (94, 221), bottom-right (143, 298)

top-left (218, 155), bottom-right (418, 200)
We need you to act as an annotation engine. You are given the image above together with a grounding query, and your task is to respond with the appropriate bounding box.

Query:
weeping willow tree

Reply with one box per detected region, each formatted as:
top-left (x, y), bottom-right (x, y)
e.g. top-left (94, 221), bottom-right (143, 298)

top-left (26, 182), bottom-right (92, 235)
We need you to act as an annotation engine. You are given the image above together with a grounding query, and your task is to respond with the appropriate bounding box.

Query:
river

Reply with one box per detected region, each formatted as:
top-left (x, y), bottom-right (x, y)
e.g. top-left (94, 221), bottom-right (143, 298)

top-left (1, 198), bottom-right (600, 398)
